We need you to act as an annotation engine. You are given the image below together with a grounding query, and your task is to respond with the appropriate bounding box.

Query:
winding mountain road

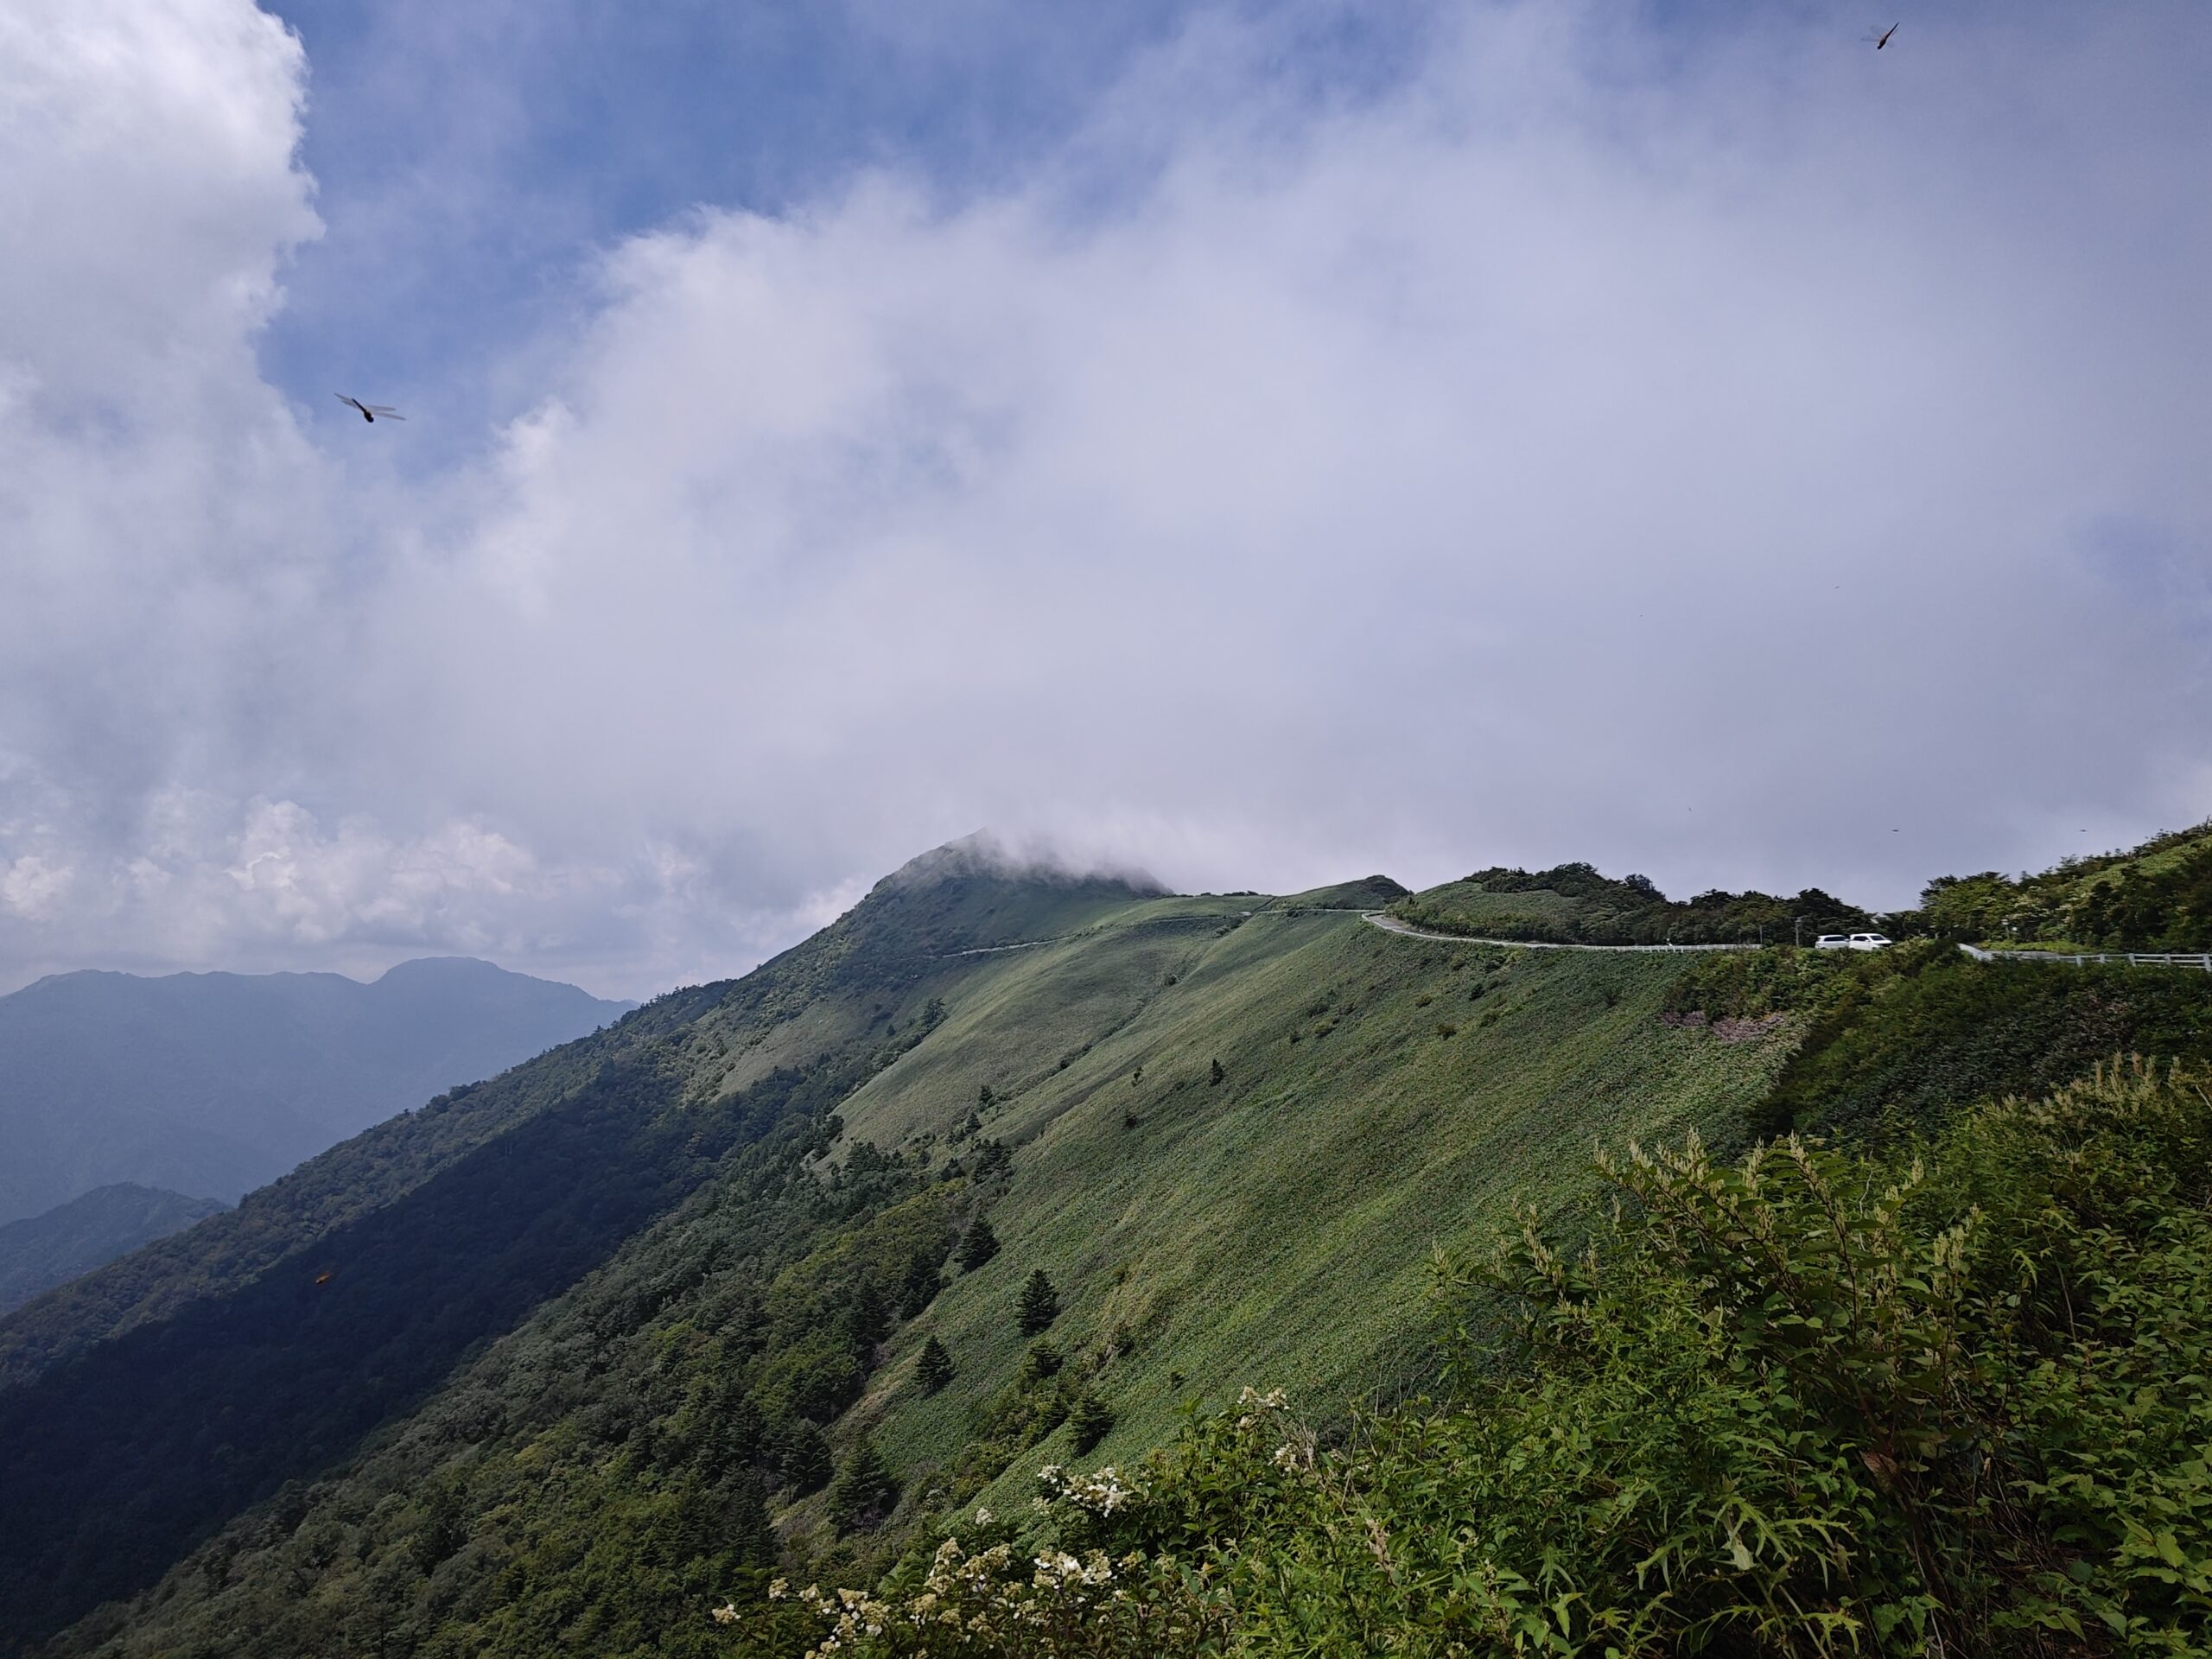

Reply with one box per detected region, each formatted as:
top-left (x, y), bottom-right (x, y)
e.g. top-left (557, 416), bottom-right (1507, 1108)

top-left (1359, 913), bottom-right (1757, 951)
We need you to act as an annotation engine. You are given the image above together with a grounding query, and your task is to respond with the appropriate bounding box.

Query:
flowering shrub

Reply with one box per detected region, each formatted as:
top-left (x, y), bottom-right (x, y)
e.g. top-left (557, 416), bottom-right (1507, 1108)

top-left (720, 1061), bottom-right (2212, 1658)
top-left (722, 1534), bottom-right (1230, 1657)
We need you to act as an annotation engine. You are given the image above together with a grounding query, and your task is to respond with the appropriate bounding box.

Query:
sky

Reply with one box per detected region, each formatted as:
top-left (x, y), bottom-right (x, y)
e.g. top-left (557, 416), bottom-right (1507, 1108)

top-left (1, 0), bottom-right (2208, 1001)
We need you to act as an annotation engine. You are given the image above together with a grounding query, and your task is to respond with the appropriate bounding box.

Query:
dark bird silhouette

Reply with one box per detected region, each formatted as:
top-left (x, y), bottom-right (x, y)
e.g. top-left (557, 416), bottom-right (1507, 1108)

top-left (335, 394), bottom-right (404, 423)
top-left (1865, 22), bottom-right (1898, 48)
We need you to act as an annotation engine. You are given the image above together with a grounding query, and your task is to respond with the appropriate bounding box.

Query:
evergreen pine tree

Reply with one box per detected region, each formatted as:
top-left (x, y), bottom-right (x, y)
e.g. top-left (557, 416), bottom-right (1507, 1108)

top-left (827, 1434), bottom-right (900, 1532)
top-left (898, 1250), bottom-right (945, 1319)
top-left (1016, 1268), bottom-right (1060, 1336)
top-left (1210, 1057), bottom-right (1225, 1085)
top-left (916, 1335), bottom-right (955, 1394)
top-left (774, 1421), bottom-right (833, 1496)
top-left (958, 1217), bottom-right (1001, 1271)
top-left (1068, 1391), bottom-right (1116, 1455)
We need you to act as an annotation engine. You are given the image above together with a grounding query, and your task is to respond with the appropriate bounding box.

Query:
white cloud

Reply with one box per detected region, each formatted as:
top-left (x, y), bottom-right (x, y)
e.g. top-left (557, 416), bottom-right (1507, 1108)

top-left (3, 0), bottom-right (2209, 999)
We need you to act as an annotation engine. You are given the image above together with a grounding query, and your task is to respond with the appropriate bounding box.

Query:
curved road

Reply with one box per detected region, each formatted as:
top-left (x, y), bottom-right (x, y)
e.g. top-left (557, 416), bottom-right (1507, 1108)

top-left (1359, 912), bottom-right (1757, 952)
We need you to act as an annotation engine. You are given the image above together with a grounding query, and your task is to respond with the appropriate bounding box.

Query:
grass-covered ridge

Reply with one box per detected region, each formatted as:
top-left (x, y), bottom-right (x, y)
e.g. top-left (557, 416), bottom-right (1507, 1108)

top-left (748, 1060), bottom-right (2212, 1657)
top-left (1390, 861), bottom-right (1872, 947)
top-left (23, 862), bottom-right (1796, 1657)
top-left (19, 828), bottom-right (2212, 1657)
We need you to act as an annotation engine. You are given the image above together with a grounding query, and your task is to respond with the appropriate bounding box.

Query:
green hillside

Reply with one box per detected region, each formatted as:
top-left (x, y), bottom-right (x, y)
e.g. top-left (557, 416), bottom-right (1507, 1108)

top-left (1389, 862), bottom-right (1871, 947)
top-left (10, 832), bottom-right (2212, 1657)
top-left (1920, 818), bottom-right (2212, 949)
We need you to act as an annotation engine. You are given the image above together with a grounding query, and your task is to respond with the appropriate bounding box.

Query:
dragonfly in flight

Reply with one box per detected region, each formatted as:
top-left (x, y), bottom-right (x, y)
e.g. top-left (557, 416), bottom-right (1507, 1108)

top-left (335, 394), bottom-right (404, 423)
top-left (1864, 22), bottom-right (1898, 48)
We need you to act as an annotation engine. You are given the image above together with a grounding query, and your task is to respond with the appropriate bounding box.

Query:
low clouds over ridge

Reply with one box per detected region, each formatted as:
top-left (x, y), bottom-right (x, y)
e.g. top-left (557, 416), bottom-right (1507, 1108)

top-left (3, 0), bottom-right (2209, 999)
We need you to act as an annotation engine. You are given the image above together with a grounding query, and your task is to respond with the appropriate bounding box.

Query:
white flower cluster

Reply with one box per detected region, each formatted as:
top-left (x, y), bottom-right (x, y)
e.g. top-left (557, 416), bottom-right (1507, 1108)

top-left (1035, 1461), bottom-right (1137, 1516)
top-left (711, 1530), bottom-right (1221, 1653)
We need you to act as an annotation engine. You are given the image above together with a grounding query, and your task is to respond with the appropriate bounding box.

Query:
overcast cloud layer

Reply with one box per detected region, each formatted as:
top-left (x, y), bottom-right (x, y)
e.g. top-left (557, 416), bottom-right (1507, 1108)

top-left (2, 0), bottom-right (2208, 1000)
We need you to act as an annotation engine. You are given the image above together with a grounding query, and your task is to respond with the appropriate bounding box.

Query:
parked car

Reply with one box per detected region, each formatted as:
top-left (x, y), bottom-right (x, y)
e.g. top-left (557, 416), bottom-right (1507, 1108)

top-left (1814, 932), bottom-right (1893, 951)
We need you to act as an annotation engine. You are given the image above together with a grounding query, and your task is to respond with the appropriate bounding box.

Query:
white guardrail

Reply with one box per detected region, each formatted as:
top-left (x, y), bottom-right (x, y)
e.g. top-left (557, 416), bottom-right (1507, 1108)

top-left (1959, 944), bottom-right (2212, 971)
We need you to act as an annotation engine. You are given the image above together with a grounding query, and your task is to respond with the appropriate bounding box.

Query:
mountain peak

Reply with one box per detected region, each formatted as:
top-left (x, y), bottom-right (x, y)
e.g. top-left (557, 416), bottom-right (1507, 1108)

top-left (876, 830), bottom-right (1169, 899)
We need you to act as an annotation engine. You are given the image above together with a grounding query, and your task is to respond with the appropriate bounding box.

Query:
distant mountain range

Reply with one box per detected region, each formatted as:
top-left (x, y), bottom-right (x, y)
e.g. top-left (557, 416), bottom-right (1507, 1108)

top-left (0, 1185), bottom-right (227, 1314)
top-left (0, 957), bottom-right (634, 1225)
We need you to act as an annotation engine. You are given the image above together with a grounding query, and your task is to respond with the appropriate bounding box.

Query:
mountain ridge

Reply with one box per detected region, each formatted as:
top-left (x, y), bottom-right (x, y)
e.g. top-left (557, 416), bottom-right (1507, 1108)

top-left (0, 956), bottom-right (635, 1224)
top-left (8, 834), bottom-right (2212, 1656)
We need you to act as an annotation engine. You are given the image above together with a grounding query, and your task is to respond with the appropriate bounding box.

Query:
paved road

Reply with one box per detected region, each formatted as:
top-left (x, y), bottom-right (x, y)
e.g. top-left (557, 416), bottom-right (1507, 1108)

top-left (1360, 913), bottom-right (1756, 952)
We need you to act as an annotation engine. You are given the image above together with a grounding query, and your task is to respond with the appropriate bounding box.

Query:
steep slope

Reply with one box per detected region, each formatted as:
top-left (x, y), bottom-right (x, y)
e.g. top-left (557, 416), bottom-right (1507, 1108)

top-left (0, 957), bottom-right (635, 1223)
top-left (831, 899), bottom-right (1796, 1512)
top-left (0, 1186), bottom-right (226, 1314)
top-left (0, 843), bottom-right (1162, 1651)
top-left (28, 862), bottom-right (1797, 1658)
top-left (26, 832), bottom-right (2211, 1657)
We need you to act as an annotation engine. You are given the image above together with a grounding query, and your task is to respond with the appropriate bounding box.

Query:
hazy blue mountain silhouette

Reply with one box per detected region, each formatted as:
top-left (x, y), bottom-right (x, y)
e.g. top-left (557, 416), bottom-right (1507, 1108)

top-left (0, 958), bottom-right (633, 1224)
top-left (0, 1185), bottom-right (228, 1313)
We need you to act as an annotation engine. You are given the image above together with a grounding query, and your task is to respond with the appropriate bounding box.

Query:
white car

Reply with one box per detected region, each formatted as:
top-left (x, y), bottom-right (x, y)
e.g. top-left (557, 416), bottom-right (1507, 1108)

top-left (1815, 932), bottom-right (1892, 950)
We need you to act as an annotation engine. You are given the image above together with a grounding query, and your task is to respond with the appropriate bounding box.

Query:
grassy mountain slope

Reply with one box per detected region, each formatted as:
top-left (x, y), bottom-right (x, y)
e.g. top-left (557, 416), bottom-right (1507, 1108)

top-left (0, 1186), bottom-right (227, 1315)
top-left (835, 906), bottom-right (1792, 1506)
top-left (22, 832), bottom-right (2212, 1658)
top-left (0, 957), bottom-right (634, 1224)
top-left (0, 847), bottom-right (1168, 1649)
top-left (30, 871), bottom-right (1795, 1658)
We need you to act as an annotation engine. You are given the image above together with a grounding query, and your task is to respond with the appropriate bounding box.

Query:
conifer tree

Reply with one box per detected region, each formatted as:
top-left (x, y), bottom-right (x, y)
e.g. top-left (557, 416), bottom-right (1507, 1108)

top-left (916, 1335), bottom-right (955, 1394)
top-left (1068, 1390), bottom-right (1115, 1455)
top-left (958, 1216), bottom-right (1001, 1272)
top-left (775, 1421), bottom-right (833, 1496)
top-left (827, 1434), bottom-right (899, 1532)
top-left (1211, 1057), bottom-right (1226, 1086)
top-left (1017, 1268), bottom-right (1060, 1336)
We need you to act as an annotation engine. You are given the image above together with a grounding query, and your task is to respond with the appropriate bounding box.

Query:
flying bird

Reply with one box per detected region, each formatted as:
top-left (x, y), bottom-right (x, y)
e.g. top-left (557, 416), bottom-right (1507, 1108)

top-left (335, 394), bottom-right (404, 423)
top-left (1864, 22), bottom-right (1898, 48)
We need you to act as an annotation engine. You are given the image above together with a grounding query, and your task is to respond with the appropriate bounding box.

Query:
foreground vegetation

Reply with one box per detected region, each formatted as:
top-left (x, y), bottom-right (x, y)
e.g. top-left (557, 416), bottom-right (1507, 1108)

top-left (742, 1061), bottom-right (2212, 1656)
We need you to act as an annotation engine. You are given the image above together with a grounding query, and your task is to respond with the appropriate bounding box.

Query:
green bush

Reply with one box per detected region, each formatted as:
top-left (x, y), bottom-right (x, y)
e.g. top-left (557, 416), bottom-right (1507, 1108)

top-left (745, 1062), bottom-right (2212, 1657)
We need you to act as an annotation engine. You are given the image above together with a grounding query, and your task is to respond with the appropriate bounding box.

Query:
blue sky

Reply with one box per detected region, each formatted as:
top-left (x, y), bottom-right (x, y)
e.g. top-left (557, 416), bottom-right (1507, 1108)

top-left (1, 0), bottom-right (2208, 998)
top-left (260, 0), bottom-right (1429, 441)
